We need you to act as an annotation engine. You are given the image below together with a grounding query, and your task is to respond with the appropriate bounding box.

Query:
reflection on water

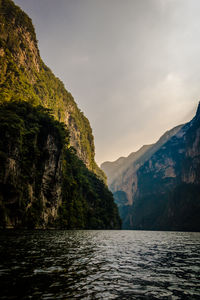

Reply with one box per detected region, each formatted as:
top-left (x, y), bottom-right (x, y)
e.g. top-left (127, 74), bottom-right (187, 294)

top-left (0, 230), bottom-right (200, 299)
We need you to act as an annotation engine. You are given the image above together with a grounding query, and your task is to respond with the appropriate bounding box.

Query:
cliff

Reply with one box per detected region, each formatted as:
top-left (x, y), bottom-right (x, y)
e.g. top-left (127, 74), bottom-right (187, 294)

top-left (0, 102), bottom-right (64, 227)
top-left (0, 0), bottom-right (105, 181)
top-left (0, 0), bottom-right (121, 229)
top-left (0, 101), bottom-right (121, 229)
top-left (128, 102), bottom-right (200, 231)
top-left (102, 124), bottom-right (183, 205)
top-left (101, 145), bottom-right (152, 186)
top-left (103, 103), bottom-right (200, 230)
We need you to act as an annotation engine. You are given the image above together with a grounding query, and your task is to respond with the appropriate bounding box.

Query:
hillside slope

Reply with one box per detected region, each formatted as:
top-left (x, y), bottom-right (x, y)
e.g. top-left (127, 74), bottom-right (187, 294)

top-left (128, 102), bottom-right (200, 230)
top-left (0, 0), bottom-right (121, 229)
top-left (0, 0), bottom-right (105, 181)
top-left (102, 124), bottom-right (183, 206)
top-left (0, 101), bottom-right (121, 229)
top-left (103, 103), bottom-right (200, 230)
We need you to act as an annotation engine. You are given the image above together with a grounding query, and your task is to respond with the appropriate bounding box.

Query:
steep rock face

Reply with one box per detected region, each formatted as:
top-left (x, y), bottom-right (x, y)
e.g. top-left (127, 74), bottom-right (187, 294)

top-left (108, 145), bottom-right (153, 204)
top-left (101, 145), bottom-right (152, 187)
top-left (40, 134), bottom-right (63, 225)
top-left (0, 102), bottom-right (121, 229)
top-left (0, 103), bottom-right (64, 228)
top-left (102, 124), bottom-right (183, 207)
top-left (102, 103), bottom-right (200, 230)
top-left (0, 0), bottom-right (105, 181)
top-left (127, 103), bottom-right (200, 230)
top-left (0, 1), bottom-right (121, 228)
top-left (101, 156), bottom-right (127, 186)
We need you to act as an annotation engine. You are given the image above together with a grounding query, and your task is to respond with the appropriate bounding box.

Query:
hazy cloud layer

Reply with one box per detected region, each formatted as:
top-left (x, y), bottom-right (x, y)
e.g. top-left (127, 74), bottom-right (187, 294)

top-left (15, 0), bottom-right (200, 164)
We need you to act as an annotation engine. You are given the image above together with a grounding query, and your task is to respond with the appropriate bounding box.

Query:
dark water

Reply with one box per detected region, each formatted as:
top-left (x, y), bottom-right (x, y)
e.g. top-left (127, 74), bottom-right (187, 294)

top-left (0, 230), bottom-right (200, 299)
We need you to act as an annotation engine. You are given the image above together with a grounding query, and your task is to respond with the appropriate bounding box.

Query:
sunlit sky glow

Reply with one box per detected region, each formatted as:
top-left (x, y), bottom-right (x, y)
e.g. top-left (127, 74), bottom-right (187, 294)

top-left (14, 0), bottom-right (200, 165)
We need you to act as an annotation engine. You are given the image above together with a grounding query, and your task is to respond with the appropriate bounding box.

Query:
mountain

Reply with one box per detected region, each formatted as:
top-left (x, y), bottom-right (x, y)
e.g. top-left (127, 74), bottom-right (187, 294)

top-left (0, 0), bottom-right (121, 229)
top-left (102, 103), bottom-right (200, 231)
top-left (101, 124), bottom-right (183, 205)
top-left (0, 0), bottom-right (105, 181)
top-left (129, 103), bottom-right (200, 231)
top-left (101, 145), bottom-right (152, 186)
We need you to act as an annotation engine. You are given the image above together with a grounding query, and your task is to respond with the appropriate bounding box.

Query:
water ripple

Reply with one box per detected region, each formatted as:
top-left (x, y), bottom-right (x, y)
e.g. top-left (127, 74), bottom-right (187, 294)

top-left (0, 230), bottom-right (200, 299)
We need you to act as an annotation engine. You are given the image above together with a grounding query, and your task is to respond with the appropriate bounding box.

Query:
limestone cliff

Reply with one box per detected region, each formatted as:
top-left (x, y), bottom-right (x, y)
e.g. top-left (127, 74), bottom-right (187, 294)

top-left (124, 103), bottom-right (200, 230)
top-left (102, 124), bottom-right (183, 205)
top-left (0, 0), bottom-right (105, 181)
top-left (102, 103), bottom-right (200, 230)
top-left (0, 102), bottom-right (121, 229)
top-left (0, 0), bottom-right (121, 229)
top-left (0, 102), bottom-right (64, 228)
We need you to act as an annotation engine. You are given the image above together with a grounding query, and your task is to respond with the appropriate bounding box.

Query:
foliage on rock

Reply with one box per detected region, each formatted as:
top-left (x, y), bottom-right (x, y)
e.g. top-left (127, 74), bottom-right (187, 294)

top-left (0, 0), bottom-right (105, 181)
top-left (0, 101), bottom-right (121, 229)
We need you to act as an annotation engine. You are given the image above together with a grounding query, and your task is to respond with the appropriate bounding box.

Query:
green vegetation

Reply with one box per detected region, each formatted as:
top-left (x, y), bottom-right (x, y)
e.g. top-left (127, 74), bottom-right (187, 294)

top-left (0, 101), bottom-right (121, 229)
top-left (0, 101), bottom-right (66, 228)
top-left (0, 0), bottom-right (119, 228)
top-left (0, 0), bottom-right (106, 181)
top-left (59, 147), bottom-right (121, 229)
top-left (0, 0), bottom-right (37, 42)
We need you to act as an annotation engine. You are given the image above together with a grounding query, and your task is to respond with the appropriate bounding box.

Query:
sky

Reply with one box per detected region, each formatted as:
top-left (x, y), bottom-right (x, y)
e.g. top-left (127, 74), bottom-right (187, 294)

top-left (14, 0), bottom-right (200, 165)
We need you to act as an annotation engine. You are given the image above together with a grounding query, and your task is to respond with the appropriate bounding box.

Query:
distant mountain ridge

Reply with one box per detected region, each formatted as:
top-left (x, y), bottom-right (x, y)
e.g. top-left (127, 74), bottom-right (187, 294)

top-left (101, 124), bottom-right (183, 204)
top-left (101, 103), bottom-right (200, 231)
top-left (101, 145), bottom-right (152, 186)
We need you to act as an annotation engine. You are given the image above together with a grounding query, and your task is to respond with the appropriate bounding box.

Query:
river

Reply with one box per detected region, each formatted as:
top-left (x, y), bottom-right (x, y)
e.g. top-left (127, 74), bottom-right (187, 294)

top-left (0, 230), bottom-right (200, 299)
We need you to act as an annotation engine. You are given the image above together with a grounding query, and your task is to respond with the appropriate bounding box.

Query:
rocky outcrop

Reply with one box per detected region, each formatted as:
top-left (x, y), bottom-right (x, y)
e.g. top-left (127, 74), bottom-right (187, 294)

top-left (0, 102), bottom-right (121, 229)
top-left (102, 103), bottom-right (200, 230)
top-left (0, 0), bottom-right (105, 181)
top-left (102, 124), bottom-right (183, 205)
top-left (0, 126), bottom-right (63, 228)
top-left (0, 1), bottom-right (120, 229)
top-left (40, 134), bottom-right (63, 225)
top-left (125, 103), bottom-right (200, 230)
top-left (101, 145), bottom-right (152, 187)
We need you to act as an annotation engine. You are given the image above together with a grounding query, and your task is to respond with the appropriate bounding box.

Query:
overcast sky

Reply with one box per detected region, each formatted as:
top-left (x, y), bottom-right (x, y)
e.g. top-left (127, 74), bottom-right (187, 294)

top-left (15, 0), bottom-right (200, 165)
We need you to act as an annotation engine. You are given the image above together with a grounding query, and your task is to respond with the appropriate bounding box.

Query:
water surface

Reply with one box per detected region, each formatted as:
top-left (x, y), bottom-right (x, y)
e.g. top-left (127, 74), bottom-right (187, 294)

top-left (0, 230), bottom-right (200, 299)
